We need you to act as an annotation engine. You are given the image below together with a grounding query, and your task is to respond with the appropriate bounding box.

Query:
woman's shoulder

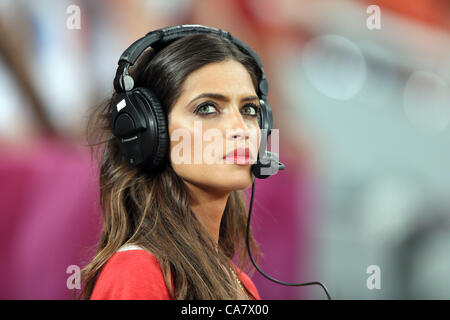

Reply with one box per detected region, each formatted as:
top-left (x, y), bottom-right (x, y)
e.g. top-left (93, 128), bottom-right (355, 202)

top-left (104, 244), bottom-right (160, 268)
top-left (90, 244), bottom-right (172, 300)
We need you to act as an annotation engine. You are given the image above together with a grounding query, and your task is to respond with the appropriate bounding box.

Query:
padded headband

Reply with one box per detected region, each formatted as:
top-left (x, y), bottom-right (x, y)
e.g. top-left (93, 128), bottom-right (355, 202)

top-left (113, 24), bottom-right (269, 97)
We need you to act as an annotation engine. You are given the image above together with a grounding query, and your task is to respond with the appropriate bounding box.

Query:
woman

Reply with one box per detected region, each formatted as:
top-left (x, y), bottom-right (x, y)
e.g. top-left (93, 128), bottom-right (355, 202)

top-left (80, 26), bottom-right (267, 300)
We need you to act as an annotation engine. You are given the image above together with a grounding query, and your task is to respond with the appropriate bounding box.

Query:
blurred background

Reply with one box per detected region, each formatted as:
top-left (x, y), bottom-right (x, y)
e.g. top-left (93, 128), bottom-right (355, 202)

top-left (0, 0), bottom-right (449, 299)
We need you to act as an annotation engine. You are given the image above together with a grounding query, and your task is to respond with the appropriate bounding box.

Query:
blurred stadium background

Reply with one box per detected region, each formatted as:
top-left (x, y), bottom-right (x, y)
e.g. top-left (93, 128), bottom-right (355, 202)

top-left (0, 0), bottom-right (449, 299)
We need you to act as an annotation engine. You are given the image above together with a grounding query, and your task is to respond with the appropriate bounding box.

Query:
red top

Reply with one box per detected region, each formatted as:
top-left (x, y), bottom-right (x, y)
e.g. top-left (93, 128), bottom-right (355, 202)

top-left (90, 249), bottom-right (261, 300)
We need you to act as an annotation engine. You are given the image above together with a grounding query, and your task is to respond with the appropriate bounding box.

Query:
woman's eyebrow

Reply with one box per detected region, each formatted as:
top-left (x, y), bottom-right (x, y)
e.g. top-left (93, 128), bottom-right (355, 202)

top-left (187, 93), bottom-right (259, 105)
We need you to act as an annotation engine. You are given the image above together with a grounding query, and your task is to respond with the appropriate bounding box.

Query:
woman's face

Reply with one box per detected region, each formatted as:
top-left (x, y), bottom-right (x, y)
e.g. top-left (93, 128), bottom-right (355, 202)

top-left (168, 59), bottom-right (261, 193)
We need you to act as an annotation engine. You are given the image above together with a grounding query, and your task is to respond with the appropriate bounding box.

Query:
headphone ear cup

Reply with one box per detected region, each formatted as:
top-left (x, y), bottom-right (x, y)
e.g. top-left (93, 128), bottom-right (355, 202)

top-left (257, 110), bottom-right (262, 129)
top-left (258, 99), bottom-right (272, 137)
top-left (133, 88), bottom-right (169, 171)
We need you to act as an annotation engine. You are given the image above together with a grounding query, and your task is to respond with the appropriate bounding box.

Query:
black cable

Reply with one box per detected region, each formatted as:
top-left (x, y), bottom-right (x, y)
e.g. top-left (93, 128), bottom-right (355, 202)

top-left (246, 179), bottom-right (332, 300)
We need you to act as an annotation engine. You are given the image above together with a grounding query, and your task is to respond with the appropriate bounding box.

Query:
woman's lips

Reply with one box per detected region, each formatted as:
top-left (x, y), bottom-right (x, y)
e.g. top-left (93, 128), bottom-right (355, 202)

top-left (223, 147), bottom-right (253, 165)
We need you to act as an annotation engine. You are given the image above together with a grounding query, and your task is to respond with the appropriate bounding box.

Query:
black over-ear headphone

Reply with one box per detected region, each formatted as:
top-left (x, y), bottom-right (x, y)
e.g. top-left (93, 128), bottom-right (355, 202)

top-left (110, 24), bottom-right (284, 179)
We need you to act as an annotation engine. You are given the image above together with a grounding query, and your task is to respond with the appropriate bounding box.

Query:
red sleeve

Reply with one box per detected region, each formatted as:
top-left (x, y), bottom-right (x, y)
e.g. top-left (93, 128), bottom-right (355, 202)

top-left (90, 250), bottom-right (171, 300)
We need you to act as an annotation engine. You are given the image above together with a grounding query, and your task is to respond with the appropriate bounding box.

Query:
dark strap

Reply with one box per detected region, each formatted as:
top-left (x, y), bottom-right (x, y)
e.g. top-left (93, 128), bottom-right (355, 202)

top-left (114, 24), bottom-right (268, 96)
top-left (118, 24), bottom-right (264, 70)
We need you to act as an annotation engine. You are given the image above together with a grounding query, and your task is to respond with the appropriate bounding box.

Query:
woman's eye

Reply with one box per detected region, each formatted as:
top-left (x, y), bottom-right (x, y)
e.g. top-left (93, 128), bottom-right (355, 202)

top-left (194, 103), bottom-right (218, 115)
top-left (242, 104), bottom-right (260, 117)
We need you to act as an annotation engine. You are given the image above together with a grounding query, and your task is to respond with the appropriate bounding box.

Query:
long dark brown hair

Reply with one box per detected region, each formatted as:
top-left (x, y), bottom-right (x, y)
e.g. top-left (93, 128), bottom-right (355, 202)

top-left (79, 33), bottom-right (263, 300)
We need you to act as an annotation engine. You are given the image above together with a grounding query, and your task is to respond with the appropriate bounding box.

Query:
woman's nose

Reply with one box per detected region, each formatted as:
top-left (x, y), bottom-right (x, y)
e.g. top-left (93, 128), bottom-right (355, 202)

top-left (225, 107), bottom-right (251, 140)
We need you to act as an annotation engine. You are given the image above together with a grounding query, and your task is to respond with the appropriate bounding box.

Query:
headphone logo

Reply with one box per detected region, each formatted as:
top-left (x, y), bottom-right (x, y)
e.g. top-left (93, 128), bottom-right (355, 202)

top-left (116, 99), bottom-right (126, 112)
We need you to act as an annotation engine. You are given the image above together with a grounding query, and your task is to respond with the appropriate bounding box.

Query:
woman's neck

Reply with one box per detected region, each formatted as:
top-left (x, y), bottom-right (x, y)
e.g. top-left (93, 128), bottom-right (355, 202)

top-left (183, 179), bottom-right (230, 245)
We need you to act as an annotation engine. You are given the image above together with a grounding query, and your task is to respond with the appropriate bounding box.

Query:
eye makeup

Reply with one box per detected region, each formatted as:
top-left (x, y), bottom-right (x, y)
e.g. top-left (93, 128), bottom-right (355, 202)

top-left (193, 101), bottom-right (260, 117)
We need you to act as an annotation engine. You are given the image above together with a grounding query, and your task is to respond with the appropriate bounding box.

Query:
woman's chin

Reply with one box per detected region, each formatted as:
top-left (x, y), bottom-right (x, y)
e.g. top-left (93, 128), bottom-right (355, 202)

top-left (176, 163), bottom-right (254, 191)
top-left (215, 171), bottom-right (253, 191)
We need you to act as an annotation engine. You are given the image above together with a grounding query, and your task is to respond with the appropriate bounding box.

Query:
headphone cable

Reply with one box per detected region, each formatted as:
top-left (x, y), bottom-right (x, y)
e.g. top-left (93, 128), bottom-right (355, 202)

top-left (246, 179), bottom-right (332, 300)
